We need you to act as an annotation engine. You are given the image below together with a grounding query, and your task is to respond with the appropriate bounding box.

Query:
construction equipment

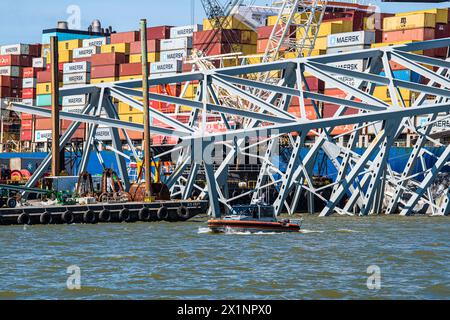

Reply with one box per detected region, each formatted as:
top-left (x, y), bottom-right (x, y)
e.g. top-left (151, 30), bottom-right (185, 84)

top-left (99, 168), bottom-right (132, 203)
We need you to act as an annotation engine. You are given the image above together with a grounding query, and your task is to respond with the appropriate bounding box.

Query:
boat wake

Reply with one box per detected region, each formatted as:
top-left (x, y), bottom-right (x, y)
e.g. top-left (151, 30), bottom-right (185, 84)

top-left (300, 229), bottom-right (324, 234)
top-left (197, 227), bottom-right (213, 234)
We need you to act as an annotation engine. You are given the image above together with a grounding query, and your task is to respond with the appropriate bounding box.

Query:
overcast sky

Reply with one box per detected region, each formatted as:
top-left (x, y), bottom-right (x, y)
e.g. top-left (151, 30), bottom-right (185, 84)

top-left (0, 0), bottom-right (449, 45)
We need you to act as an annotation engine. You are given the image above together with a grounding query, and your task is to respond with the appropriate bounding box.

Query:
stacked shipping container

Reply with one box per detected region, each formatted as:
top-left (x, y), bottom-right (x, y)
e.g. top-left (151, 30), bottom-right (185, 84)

top-left (0, 4), bottom-right (449, 149)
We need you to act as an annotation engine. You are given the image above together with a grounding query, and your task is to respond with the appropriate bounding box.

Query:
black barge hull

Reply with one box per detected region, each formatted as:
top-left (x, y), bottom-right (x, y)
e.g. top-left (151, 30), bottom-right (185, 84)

top-left (0, 200), bottom-right (208, 226)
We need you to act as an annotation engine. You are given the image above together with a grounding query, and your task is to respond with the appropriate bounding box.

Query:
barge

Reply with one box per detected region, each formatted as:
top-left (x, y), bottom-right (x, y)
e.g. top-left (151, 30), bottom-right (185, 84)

top-left (0, 200), bottom-right (208, 226)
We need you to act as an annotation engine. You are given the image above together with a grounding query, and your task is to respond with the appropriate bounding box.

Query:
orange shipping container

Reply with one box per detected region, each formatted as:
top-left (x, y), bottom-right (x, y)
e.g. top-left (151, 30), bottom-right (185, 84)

top-left (119, 130), bottom-right (143, 141)
top-left (382, 28), bottom-right (435, 43)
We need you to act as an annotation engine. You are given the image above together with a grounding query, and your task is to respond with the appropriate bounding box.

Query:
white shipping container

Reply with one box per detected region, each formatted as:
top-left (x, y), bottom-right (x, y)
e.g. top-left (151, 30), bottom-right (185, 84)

top-left (32, 57), bottom-right (46, 69)
top-left (35, 130), bottom-right (52, 143)
top-left (170, 24), bottom-right (203, 39)
top-left (325, 60), bottom-right (365, 89)
top-left (160, 49), bottom-right (192, 62)
top-left (150, 61), bottom-right (182, 74)
top-left (22, 99), bottom-right (35, 106)
top-left (328, 31), bottom-right (376, 49)
top-left (160, 37), bottom-right (193, 51)
top-left (416, 115), bottom-right (450, 135)
top-left (0, 66), bottom-right (21, 77)
top-left (62, 94), bottom-right (87, 106)
top-left (22, 78), bottom-right (37, 89)
top-left (82, 37), bottom-right (109, 47)
top-left (150, 72), bottom-right (179, 78)
top-left (95, 127), bottom-right (112, 141)
top-left (63, 73), bottom-right (91, 85)
top-left (63, 61), bottom-right (91, 74)
top-left (327, 45), bottom-right (369, 55)
top-left (62, 105), bottom-right (84, 114)
top-left (73, 46), bottom-right (100, 59)
top-left (0, 44), bottom-right (30, 55)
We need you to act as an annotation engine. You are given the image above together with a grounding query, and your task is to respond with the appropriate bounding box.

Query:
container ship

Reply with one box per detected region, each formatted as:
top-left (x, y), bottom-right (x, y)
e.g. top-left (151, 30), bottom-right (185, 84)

top-left (0, 1), bottom-right (449, 216)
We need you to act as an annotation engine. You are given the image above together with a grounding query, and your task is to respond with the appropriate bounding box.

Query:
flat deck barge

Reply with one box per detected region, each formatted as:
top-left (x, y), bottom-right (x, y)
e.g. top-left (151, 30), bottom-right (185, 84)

top-left (0, 200), bottom-right (208, 226)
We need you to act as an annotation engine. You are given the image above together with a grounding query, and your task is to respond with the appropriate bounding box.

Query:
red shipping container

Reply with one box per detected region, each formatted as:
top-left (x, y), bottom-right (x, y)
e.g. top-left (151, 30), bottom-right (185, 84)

top-left (22, 88), bottom-right (36, 99)
top-left (0, 76), bottom-right (21, 88)
top-left (435, 23), bottom-right (450, 39)
top-left (322, 103), bottom-right (359, 118)
top-left (21, 113), bottom-right (33, 120)
top-left (182, 62), bottom-right (195, 73)
top-left (147, 26), bottom-right (172, 40)
top-left (91, 65), bottom-right (120, 79)
top-left (322, 104), bottom-right (358, 136)
top-left (72, 57), bottom-right (92, 63)
top-left (37, 70), bottom-right (62, 83)
top-left (257, 39), bottom-right (289, 53)
top-left (23, 67), bottom-right (39, 78)
top-left (194, 42), bottom-right (235, 56)
top-left (433, 47), bottom-right (448, 58)
top-left (21, 130), bottom-right (32, 141)
top-left (193, 29), bottom-right (241, 45)
top-left (0, 54), bottom-right (32, 67)
top-left (110, 31), bottom-right (140, 44)
top-left (0, 86), bottom-right (21, 98)
top-left (61, 121), bottom-right (85, 131)
top-left (21, 119), bottom-right (33, 130)
top-left (91, 53), bottom-right (127, 66)
top-left (257, 25), bottom-right (296, 40)
top-left (304, 76), bottom-right (324, 92)
top-left (382, 28), bottom-right (435, 43)
top-left (288, 105), bottom-right (318, 120)
top-left (119, 63), bottom-right (146, 76)
top-left (120, 130), bottom-right (143, 141)
top-left (46, 63), bottom-right (64, 72)
top-left (35, 118), bottom-right (52, 130)
top-left (129, 40), bottom-right (160, 54)
top-left (29, 44), bottom-right (42, 57)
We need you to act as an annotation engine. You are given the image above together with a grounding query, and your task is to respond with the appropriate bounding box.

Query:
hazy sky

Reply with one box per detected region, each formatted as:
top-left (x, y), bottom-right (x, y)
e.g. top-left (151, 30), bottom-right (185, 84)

top-left (0, 0), bottom-right (449, 45)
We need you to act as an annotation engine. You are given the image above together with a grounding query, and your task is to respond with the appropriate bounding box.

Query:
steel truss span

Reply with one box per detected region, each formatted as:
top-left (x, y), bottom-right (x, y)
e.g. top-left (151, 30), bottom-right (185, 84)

top-left (10, 38), bottom-right (450, 217)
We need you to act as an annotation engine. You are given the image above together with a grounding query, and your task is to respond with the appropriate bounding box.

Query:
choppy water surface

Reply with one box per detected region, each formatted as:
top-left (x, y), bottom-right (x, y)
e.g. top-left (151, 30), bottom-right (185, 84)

top-left (0, 215), bottom-right (449, 300)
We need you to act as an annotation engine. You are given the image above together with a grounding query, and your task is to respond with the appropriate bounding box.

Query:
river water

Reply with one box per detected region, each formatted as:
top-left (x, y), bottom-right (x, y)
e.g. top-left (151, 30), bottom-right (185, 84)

top-left (0, 215), bottom-right (448, 300)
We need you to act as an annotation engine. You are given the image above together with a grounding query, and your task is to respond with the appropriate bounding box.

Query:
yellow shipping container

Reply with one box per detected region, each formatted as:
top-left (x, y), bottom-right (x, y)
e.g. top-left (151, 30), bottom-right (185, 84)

top-left (383, 13), bottom-right (436, 32)
top-left (267, 12), bottom-right (323, 26)
top-left (203, 16), bottom-right (253, 31)
top-left (245, 56), bottom-right (262, 65)
top-left (119, 114), bottom-right (144, 124)
top-left (241, 44), bottom-right (256, 55)
top-left (373, 87), bottom-right (418, 102)
top-left (36, 82), bottom-right (51, 95)
top-left (371, 41), bottom-right (423, 54)
top-left (119, 75), bottom-right (142, 81)
top-left (296, 20), bottom-right (353, 39)
top-left (101, 43), bottom-right (130, 54)
top-left (58, 39), bottom-right (82, 51)
top-left (36, 82), bottom-right (64, 94)
top-left (118, 102), bottom-right (142, 115)
top-left (183, 84), bottom-right (198, 98)
top-left (58, 50), bottom-right (73, 63)
top-left (314, 36), bottom-right (328, 51)
top-left (129, 53), bottom-right (160, 63)
top-left (396, 8), bottom-right (448, 24)
top-left (91, 77), bottom-right (118, 84)
top-left (240, 30), bottom-right (257, 44)
top-left (179, 106), bottom-right (193, 112)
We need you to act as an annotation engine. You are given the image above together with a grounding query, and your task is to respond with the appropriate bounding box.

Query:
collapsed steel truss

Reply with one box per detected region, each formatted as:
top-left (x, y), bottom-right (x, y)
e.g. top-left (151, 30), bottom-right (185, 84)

top-left (10, 38), bottom-right (450, 217)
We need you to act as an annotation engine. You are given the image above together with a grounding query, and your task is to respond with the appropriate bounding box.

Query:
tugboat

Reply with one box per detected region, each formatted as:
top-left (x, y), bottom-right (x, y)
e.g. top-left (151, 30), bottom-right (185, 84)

top-left (207, 204), bottom-right (301, 233)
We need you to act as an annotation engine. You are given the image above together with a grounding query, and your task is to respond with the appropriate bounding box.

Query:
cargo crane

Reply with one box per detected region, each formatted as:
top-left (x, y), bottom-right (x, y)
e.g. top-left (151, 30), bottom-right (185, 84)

top-left (194, 0), bottom-right (246, 70)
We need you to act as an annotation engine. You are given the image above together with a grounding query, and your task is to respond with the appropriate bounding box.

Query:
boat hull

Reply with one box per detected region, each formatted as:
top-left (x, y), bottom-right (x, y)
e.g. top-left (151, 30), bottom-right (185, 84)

top-left (208, 220), bottom-right (301, 233)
